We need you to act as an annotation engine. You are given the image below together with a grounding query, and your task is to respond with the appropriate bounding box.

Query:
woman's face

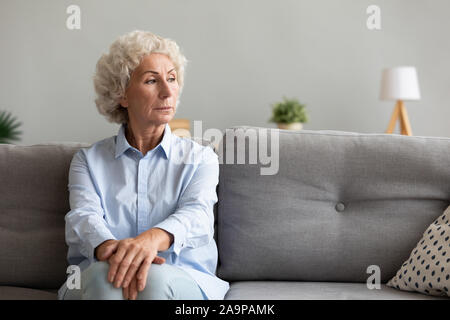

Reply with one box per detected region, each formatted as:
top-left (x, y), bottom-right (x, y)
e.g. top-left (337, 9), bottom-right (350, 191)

top-left (120, 53), bottom-right (179, 127)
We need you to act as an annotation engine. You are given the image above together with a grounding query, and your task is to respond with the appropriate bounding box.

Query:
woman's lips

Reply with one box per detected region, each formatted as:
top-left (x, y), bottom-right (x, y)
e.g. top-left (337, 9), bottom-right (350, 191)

top-left (154, 107), bottom-right (172, 111)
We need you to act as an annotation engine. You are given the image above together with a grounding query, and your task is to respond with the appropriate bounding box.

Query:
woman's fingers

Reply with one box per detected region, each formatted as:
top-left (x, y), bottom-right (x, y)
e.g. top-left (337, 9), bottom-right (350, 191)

top-left (107, 243), bottom-right (128, 283)
top-left (153, 256), bottom-right (166, 264)
top-left (106, 237), bottom-right (163, 291)
top-left (122, 255), bottom-right (163, 298)
top-left (136, 256), bottom-right (153, 292)
top-left (98, 240), bottom-right (119, 261)
top-left (113, 248), bottom-right (139, 288)
top-left (135, 255), bottom-right (166, 291)
top-left (122, 251), bottom-right (146, 288)
top-left (122, 283), bottom-right (129, 300)
top-left (129, 277), bottom-right (138, 300)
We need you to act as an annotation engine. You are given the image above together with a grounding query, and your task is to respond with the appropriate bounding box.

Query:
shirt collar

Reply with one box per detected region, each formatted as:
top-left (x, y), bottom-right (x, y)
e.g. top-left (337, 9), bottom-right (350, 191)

top-left (115, 123), bottom-right (172, 159)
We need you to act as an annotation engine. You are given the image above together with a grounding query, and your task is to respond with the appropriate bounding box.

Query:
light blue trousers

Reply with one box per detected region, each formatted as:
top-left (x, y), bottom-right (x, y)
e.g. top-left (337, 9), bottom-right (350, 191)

top-left (61, 261), bottom-right (206, 300)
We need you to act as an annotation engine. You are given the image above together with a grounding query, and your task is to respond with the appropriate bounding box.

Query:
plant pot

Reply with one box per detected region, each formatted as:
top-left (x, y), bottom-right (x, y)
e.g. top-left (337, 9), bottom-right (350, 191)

top-left (277, 122), bottom-right (303, 130)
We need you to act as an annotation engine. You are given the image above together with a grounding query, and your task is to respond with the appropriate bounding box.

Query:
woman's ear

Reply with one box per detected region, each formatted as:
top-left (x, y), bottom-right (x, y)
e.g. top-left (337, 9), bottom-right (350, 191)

top-left (119, 95), bottom-right (128, 108)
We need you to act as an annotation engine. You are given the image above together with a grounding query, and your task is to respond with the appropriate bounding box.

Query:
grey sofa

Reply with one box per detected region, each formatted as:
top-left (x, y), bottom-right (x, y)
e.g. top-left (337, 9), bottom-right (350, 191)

top-left (0, 126), bottom-right (449, 300)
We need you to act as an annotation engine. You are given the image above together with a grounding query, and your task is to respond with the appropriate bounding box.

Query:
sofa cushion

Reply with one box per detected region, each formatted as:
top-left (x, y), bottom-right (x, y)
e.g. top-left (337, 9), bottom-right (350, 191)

top-left (224, 281), bottom-right (449, 300)
top-left (0, 143), bottom-right (88, 289)
top-left (217, 127), bottom-right (450, 282)
top-left (0, 286), bottom-right (57, 300)
top-left (387, 205), bottom-right (450, 297)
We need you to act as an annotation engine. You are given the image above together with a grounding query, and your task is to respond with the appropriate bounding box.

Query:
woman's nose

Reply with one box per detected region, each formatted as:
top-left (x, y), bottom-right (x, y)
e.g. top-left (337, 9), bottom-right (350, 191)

top-left (159, 80), bottom-right (172, 99)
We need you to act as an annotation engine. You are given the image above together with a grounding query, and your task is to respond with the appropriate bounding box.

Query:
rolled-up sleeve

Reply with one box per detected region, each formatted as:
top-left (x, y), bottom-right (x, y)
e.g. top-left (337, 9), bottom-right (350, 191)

top-left (65, 150), bottom-right (116, 263)
top-left (154, 147), bottom-right (219, 256)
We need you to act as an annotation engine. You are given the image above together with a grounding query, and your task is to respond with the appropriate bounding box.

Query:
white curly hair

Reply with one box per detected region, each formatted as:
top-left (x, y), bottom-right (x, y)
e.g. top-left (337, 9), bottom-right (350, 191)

top-left (93, 30), bottom-right (187, 124)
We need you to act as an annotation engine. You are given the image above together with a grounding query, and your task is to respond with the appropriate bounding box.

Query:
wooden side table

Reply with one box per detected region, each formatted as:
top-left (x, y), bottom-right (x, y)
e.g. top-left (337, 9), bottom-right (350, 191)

top-left (169, 119), bottom-right (191, 138)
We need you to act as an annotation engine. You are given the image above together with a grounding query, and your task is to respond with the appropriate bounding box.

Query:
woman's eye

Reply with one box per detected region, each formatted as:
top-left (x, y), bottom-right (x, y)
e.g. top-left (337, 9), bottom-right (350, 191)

top-left (168, 77), bottom-right (176, 82)
top-left (145, 79), bottom-right (156, 84)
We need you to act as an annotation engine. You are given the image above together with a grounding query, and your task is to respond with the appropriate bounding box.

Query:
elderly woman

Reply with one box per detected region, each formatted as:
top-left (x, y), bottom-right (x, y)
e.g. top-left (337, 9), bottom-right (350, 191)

top-left (57, 30), bottom-right (229, 300)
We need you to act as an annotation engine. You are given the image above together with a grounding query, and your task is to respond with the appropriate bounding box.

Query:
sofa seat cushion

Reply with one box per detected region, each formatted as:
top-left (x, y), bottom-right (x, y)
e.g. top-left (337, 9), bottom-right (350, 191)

top-left (224, 281), bottom-right (449, 300)
top-left (0, 286), bottom-right (57, 300)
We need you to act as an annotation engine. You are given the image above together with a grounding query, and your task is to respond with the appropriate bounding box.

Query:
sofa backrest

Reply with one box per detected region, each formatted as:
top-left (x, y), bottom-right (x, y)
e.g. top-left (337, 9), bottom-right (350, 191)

top-left (0, 143), bottom-right (88, 289)
top-left (216, 126), bottom-right (450, 283)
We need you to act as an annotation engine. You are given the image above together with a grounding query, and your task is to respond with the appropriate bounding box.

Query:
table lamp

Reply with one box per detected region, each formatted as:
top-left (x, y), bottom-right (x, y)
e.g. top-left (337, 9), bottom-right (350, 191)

top-left (380, 66), bottom-right (421, 136)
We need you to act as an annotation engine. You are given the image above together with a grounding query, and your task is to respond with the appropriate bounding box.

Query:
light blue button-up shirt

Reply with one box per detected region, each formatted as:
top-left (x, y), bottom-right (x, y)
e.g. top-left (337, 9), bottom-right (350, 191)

top-left (61, 123), bottom-right (229, 300)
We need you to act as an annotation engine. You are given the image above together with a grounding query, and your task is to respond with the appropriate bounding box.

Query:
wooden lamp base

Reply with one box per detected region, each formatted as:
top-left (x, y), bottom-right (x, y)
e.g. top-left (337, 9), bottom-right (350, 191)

top-left (385, 100), bottom-right (412, 136)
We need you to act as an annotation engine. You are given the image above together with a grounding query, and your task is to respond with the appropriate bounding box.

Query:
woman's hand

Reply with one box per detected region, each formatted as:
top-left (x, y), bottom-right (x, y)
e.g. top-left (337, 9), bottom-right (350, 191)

top-left (122, 275), bottom-right (139, 300)
top-left (95, 228), bottom-right (173, 300)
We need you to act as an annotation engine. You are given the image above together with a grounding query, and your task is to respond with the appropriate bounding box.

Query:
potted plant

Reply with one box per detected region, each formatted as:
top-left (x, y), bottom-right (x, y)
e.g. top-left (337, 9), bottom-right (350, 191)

top-left (0, 110), bottom-right (22, 144)
top-left (269, 97), bottom-right (308, 130)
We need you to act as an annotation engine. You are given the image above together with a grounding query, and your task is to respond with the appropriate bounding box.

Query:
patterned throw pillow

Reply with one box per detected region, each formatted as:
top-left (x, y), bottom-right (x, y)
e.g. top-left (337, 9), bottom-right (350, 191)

top-left (387, 205), bottom-right (450, 297)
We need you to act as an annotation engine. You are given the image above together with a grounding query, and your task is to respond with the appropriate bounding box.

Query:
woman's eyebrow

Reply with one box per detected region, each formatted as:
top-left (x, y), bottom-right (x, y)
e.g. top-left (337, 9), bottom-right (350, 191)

top-left (141, 68), bottom-right (175, 76)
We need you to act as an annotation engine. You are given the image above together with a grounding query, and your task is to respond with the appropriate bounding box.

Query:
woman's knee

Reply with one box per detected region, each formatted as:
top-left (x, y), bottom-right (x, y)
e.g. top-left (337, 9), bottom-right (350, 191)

top-left (82, 261), bottom-right (109, 285)
top-left (137, 264), bottom-right (172, 299)
top-left (81, 261), bottom-right (122, 300)
top-left (138, 264), bottom-right (204, 300)
top-left (80, 262), bottom-right (204, 300)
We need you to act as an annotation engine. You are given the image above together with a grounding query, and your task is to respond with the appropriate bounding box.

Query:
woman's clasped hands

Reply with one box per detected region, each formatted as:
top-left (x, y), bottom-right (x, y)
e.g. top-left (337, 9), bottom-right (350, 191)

top-left (95, 229), bottom-right (171, 300)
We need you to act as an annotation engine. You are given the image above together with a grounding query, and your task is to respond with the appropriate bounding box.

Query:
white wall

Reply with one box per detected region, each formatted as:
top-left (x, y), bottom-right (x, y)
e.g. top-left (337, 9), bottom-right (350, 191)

top-left (1, 0), bottom-right (449, 145)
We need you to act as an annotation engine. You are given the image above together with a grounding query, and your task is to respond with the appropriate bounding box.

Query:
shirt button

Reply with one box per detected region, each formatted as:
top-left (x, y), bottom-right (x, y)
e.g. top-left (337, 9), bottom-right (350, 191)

top-left (335, 202), bottom-right (345, 212)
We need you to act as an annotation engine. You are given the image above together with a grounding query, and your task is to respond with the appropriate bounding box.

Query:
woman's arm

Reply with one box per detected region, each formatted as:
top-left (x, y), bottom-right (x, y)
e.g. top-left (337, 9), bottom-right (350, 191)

top-left (153, 146), bottom-right (219, 255)
top-left (65, 149), bottom-right (116, 263)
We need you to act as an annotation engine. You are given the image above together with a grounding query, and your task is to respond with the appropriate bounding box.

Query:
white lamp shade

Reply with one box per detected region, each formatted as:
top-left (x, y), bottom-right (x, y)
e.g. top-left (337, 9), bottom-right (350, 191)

top-left (380, 66), bottom-right (421, 101)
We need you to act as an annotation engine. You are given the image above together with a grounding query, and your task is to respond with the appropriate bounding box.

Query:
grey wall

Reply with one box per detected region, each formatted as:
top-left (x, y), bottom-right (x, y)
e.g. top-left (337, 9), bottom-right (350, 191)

top-left (1, 0), bottom-right (449, 145)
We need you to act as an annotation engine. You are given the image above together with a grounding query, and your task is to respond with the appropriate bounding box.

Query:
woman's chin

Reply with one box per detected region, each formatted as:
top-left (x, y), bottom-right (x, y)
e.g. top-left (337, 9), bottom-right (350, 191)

top-left (148, 113), bottom-right (174, 126)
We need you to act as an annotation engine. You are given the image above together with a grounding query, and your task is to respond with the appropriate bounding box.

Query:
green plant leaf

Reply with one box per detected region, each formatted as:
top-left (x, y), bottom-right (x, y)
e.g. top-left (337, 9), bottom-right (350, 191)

top-left (0, 110), bottom-right (22, 144)
top-left (269, 97), bottom-right (308, 124)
